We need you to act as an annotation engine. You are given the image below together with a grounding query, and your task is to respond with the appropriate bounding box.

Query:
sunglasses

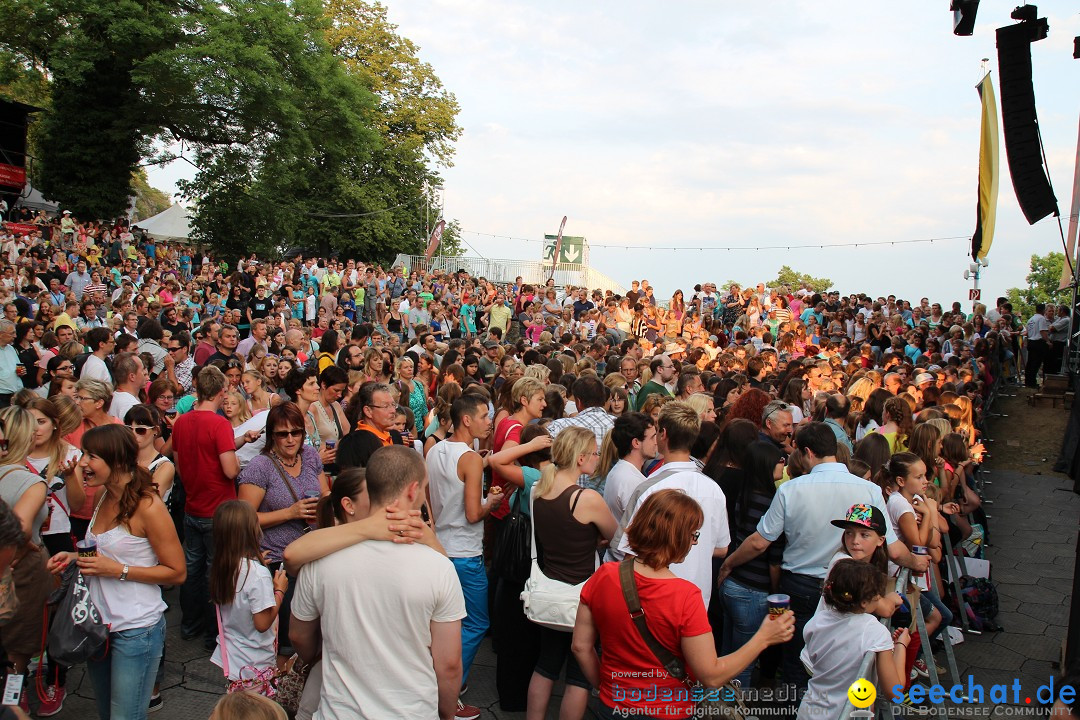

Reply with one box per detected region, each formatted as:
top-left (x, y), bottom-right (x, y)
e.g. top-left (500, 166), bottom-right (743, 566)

top-left (127, 424), bottom-right (155, 436)
top-left (272, 429), bottom-right (304, 439)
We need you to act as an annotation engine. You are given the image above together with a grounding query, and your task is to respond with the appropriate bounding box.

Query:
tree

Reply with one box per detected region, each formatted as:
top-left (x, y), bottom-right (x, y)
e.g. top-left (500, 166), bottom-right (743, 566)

top-left (131, 169), bottom-right (172, 221)
top-left (1006, 251), bottom-right (1067, 322)
top-left (324, 0), bottom-right (462, 167)
top-left (437, 219), bottom-right (465, 258)
top-left (770, 265), bottom-right (832, 293)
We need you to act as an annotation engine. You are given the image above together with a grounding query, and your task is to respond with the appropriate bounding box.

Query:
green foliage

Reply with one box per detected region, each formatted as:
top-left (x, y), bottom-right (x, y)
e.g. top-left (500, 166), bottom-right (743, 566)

top-left (438, 219), bottom-right (464, 258)
top-left (1005, 252), bottom-right (1067, 322)
top-left (131, 169), bottom-right (172, 221)
top-left (0, 0), bottom-right (461, 264)
top-left (325, 0), bottom-right (462, 167)
top-left (770, 265), bottom-right (832, 293)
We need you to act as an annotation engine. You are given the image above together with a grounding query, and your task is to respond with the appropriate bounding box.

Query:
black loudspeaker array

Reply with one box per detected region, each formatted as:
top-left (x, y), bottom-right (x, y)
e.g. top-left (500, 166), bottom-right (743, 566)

top-left (996, 21), bottom-right (1058, 225)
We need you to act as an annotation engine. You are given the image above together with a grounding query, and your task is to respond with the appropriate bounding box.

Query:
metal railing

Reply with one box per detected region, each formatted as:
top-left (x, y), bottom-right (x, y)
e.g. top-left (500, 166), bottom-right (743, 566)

top-left (391, 253), bottom-right (627, 296)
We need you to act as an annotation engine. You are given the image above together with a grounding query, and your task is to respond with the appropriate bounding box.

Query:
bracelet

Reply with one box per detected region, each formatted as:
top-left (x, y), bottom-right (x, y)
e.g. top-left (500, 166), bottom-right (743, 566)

top-left (274, 590), bottom-right (285, 597)
top-left (897, 641), bottom-right (908, 647)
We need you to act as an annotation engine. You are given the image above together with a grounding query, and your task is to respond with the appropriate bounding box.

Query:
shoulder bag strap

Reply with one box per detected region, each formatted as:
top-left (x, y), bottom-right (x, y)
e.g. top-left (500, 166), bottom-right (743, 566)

top-left (215, 605), bottom-right (231, 679)
top-left (618, 558), bottom-right (687, 681)
top-left (268, 456), bottom-right (301, 504)
top-left (528, 485), bottom-right (538, 561)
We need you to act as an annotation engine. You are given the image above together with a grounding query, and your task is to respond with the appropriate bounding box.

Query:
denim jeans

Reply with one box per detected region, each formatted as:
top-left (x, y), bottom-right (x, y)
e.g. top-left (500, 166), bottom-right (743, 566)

top-left (719, 577), bottom-right (769, 688)
top-left (779, 571), bottom-right (824, 696)
top-left (180, 514), bottom-right (214, 637)
top-left (922, 589), bottom-right (953, 640)
top-left (86, 615), bottom-right (166, 720)
top-left (451, 555), bottom-right (489, 683)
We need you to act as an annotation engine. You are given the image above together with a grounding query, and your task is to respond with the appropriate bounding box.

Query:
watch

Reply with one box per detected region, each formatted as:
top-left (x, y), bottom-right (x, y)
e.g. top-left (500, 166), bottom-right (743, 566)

top-left (119, 564), bottom-right (130, 581)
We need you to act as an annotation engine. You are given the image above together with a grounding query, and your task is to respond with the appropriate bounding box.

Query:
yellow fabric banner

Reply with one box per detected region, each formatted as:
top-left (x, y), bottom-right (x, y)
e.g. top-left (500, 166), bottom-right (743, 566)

top-left (972, 73), bottom-right (999, 262)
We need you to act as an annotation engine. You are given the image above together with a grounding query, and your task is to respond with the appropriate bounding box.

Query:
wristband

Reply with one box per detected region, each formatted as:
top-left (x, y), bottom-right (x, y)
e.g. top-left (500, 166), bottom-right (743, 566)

top-left (274, 590), bottom-right (285, 597)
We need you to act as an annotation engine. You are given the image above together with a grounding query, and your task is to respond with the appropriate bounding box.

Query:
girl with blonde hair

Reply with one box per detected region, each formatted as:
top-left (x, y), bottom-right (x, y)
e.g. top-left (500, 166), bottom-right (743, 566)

top-left (528, 426), bottom-right (616, 720)
top-left (223, 390), bottom-right (253, 428)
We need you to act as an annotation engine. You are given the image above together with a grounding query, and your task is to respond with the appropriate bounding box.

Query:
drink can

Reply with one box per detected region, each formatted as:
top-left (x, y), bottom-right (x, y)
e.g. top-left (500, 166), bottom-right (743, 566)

top-left (76, 539), bottom-right (97, 558)
top-left (766, 594), bottom-right (790, 619)
top-left (324, 440), bottom-right (336, 450)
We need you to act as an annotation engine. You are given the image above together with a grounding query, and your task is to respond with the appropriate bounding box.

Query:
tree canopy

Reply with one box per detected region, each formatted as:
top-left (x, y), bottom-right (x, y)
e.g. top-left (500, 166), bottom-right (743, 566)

top-left (770, 265), bottom-right (832, 293)
top-left (1006, 251), bottom-right (1068, 322)
top-left (0, 0), bottom-right (460, 263)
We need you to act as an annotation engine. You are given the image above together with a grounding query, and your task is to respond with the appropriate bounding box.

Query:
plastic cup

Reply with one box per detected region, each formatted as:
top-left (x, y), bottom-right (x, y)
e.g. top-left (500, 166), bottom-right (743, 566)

top-left (324, 440), bottom-right (336, 450)
top-left (76, 539), bottom-right (97, 558)
top-left (767, 594), bottom-right (790, 619)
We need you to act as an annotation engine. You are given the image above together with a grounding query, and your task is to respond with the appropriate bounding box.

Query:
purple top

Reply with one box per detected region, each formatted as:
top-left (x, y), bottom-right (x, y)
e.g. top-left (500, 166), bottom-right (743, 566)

top-left (237, 445), bottom-right (323, 562)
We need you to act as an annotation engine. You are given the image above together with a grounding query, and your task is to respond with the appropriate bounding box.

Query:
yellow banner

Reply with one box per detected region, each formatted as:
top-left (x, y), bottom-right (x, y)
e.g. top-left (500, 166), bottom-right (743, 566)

top-left (972, 73), bottom-right (999, 262)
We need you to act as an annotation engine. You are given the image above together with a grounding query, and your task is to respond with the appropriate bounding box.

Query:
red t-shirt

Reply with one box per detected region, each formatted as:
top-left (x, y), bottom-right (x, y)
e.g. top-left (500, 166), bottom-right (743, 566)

top-left (171, 409), bottom-right (237, 518)
top-left (580, 562), bottom-right (712, 718)
top-left (490, 416), bottom-right (523, 520)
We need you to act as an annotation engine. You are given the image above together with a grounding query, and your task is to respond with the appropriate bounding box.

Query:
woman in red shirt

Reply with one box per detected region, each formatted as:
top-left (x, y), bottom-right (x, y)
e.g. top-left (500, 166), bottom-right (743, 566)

top-left (572, 490), bottom-right (795, 719)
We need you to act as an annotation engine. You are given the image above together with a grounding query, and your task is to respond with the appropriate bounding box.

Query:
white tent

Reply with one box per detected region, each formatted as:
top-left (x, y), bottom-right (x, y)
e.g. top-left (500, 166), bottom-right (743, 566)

top-left (135, 203), bottom-right (192, 243)
top-left (15, 182), bottom-right (59, 214)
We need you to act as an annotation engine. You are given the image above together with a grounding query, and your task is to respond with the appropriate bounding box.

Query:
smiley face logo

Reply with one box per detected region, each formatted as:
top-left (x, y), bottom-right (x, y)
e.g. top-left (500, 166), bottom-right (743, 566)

top-left (848, 678), bottom-right (876, 708)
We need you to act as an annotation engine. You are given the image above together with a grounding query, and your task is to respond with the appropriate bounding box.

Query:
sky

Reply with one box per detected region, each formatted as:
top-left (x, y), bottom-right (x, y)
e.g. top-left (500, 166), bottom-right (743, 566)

top-left (148, 1), bottom-right (1080, 305)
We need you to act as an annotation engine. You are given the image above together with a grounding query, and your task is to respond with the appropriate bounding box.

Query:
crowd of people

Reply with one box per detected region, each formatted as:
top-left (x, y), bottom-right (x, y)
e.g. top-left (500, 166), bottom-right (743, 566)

top-left (0, 209), bottom-right (1045, 720)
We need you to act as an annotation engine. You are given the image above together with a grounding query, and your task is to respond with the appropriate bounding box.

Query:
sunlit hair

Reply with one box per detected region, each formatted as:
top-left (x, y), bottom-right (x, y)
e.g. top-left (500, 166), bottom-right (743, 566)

top-left (76, 377), bottom-right (114, 411)
top-left (657, 401), bottom-right (701, 453)
top-left (21, 397), bottom-right (70, 480)
top-left (906, 422), bottom-right (940, 474)
top-left (534, 426), bottom-right (596, 498)
top-left (0, 405), bottom-right (35, 466)
top-left (223, 390), bottom-right (252, 424)
top-left (511, 377), bottom-right (545, 411)
top-left (209, 500), bottom-right (264, 606)
top-left (51, 395), bottom-right (82, 437)
top-left (209, 691), bottom-right (287, 720)
top-left (626, 489), bottom-right (704, 569)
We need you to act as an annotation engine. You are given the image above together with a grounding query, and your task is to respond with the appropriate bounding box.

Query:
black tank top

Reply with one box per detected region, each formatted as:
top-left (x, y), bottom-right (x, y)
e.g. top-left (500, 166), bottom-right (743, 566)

top-left (533, 485), bottom-right (600, 585)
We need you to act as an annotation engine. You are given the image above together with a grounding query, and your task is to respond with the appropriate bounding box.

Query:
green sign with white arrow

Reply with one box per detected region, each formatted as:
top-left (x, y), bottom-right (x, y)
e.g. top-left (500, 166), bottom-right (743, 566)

top-left (542, 235), bottom-right (586, 264)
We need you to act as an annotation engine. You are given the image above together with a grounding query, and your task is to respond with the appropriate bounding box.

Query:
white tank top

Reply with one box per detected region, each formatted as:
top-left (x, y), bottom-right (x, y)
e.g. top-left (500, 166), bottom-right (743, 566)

top-left (426, 440), bottom-right (483, 558)
top-left (86, 499), bottom-right (167, 631)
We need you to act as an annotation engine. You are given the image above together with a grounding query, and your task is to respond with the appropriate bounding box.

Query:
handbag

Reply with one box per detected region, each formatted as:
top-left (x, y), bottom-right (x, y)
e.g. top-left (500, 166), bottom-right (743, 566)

top-left (519, 487), bottom-right (589, 632)
top-left (216, 605), bottom-right (308, 714)
top-left (492, 488), bottom-right (531, 584)
top-left (46, 562), bottom-right (109, 665)
top-left (0, 566), bottom-right (17, 625)
top-left (618, 559), bottom-right (748, 720)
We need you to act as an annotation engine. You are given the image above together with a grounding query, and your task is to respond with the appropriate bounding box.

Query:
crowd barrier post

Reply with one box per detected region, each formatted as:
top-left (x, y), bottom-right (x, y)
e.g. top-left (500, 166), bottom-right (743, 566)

top-left (940, 530), bottom-right (973, 634)
top-left (836, 650), bottom-right (876, 720)
top-left (910, 573), bottom-right (941, 688)
top-left (927, 561), bottom-right (966, 699)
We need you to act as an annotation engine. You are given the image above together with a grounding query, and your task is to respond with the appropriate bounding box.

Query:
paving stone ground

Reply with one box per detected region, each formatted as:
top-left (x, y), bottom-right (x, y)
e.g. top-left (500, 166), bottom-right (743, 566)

top-left (38, 437), bottom-right (1079, 720)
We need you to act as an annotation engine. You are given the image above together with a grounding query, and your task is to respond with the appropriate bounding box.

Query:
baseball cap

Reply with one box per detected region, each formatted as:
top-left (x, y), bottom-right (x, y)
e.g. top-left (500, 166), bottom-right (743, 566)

top-left (483, 340), bottom-right (498, 349)
top-left (831, 504), bottom-right (887, 536)
top-left (914, 373), bottom-right (935, 386)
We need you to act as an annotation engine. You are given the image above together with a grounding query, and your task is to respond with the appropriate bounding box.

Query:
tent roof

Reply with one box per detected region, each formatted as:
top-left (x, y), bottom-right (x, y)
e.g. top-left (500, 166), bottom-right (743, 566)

top-left (134, 203), bottom-right (192, 243)
top-left (15, 182), bottom-right (58, 213)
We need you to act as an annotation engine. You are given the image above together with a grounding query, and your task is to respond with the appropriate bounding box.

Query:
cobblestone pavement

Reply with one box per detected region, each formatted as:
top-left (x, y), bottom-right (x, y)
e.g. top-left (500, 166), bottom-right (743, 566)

top-left (37, 468), bottom-right (1079, 719)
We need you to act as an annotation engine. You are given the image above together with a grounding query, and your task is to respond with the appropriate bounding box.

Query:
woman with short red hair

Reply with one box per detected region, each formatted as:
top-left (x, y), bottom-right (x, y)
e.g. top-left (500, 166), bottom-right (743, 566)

top-left (572, 489), bottom-right (794, 719)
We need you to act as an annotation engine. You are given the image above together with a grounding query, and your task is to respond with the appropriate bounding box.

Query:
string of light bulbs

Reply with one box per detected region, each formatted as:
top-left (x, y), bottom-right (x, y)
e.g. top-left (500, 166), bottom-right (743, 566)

top-left (458, 230), bottom-right (973, 252)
